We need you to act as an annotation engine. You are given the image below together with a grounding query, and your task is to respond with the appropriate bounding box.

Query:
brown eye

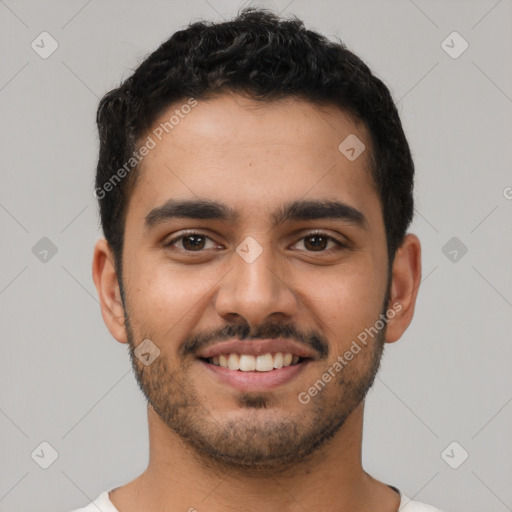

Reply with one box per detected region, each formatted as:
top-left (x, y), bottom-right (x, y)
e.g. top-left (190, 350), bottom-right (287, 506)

top-left (181, 234), bottom-right (207, 251)
top-left (304, 234), bottom-right (329, 251)
top-left (293, 232), bottom-right (343, 252)
top-left (164, 232), bottom-right (217, 252)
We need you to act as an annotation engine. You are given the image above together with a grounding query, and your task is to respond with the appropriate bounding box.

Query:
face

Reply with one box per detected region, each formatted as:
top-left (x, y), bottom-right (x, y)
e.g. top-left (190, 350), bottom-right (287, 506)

top-left (115, 93), bottom-right (393, 472)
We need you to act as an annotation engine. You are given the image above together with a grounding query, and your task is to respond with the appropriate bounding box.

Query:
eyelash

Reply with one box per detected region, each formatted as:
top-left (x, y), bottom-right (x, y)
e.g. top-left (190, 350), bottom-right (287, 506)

top-left (163, 230), bottom-right (345, 254)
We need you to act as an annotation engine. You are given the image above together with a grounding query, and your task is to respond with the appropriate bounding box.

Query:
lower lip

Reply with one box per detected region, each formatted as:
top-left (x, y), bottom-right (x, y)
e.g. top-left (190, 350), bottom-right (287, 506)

top-left (199, 359), bottom-right (310, 392)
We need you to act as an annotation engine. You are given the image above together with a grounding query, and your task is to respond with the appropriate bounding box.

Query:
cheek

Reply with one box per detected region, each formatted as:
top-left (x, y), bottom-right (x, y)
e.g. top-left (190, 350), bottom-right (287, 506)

top-left (302, 263), bottom-right (386, 341)
top-left (124, 255), bottom-right (217, 330)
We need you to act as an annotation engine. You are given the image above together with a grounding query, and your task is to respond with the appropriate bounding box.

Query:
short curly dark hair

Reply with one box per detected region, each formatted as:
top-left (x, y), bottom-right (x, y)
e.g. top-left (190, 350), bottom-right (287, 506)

top-left (95, 7), bottom-right (414, 274)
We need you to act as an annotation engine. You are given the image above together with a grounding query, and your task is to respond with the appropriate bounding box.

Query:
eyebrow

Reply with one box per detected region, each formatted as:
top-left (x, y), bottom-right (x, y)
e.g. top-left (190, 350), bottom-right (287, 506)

top-left (144, 198), bottom-right (367, 230)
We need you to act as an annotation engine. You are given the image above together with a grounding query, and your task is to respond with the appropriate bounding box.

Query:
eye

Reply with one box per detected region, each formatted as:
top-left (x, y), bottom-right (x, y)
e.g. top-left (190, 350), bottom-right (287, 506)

top-left (291, 231), bottom-right (344, 252)
top-left (163, 231), bottom-right (220, 252)
top-left (163, 230), bottom-right (345, 254)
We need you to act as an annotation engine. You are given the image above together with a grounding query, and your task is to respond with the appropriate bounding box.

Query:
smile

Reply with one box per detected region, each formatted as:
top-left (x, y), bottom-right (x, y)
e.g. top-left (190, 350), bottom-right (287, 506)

top-left (203, 352), bottom-right (304, 372)
top-left (199, 354), bottom-right (312, 392)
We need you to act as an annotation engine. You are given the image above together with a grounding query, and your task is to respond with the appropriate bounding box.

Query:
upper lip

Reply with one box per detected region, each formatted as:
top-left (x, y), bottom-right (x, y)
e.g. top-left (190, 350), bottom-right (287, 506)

top-left (197, 338), bottom-right (318, 360)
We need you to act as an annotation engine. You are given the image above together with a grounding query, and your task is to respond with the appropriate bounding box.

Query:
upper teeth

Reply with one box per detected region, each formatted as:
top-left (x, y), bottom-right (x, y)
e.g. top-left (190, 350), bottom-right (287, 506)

top-left (209, 353), bottom-right (300, 371)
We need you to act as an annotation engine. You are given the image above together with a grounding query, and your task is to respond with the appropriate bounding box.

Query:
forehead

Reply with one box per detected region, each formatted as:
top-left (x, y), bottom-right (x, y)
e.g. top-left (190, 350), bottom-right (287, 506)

top-left (127, 93), bottom-right (381, 230)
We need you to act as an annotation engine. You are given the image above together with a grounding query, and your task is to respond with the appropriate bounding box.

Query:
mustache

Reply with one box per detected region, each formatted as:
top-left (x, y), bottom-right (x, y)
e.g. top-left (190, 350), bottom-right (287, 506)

top-left (179, 321), bottom-right (329, 359)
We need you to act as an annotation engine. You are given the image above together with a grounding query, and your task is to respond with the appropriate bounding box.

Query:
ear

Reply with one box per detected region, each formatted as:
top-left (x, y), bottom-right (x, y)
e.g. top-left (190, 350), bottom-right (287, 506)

top-left (384, 233), bottom-right (422, 343)
top-left (92, 238), bottom-right (128, 344)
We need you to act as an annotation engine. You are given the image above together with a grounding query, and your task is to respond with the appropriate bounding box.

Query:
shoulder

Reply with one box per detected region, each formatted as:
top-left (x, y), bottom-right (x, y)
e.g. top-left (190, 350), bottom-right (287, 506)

top-left (400, 494), bottom-right (445, 511)
top-left (68, 490), bottom-right (119, 512)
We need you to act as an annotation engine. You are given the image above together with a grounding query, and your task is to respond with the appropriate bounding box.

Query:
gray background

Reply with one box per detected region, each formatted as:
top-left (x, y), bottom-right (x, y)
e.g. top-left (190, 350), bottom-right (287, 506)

top-left (1, 0), bottom-right (511, 511)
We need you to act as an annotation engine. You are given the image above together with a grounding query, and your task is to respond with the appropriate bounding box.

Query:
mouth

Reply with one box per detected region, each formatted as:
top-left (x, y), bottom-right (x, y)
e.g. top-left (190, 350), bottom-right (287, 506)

top-left (198, 352), bottom-right (312, 391)
top-left (200, 352), bottom-right (307, 371)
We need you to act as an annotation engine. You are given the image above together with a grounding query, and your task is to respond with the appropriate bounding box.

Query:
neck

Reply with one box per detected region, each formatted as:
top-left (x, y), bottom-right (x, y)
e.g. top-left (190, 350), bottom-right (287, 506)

top-left (110, 401), bottom-right (400, 512)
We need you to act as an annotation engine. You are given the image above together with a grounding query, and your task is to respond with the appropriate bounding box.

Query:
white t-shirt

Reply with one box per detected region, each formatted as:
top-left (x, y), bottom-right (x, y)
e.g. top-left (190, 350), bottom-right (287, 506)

top-left (69, 485), bottom-right (445, 511)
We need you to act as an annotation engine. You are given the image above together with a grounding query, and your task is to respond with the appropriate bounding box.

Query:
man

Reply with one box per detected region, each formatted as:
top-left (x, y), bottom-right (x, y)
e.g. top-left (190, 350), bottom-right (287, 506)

top-left (72, 7), bottom-right (445, 512)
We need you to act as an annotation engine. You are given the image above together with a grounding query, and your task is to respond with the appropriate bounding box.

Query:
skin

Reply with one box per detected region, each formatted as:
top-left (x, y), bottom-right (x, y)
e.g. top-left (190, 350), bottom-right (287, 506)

top-left (92, 92), bottom-right (421, 512)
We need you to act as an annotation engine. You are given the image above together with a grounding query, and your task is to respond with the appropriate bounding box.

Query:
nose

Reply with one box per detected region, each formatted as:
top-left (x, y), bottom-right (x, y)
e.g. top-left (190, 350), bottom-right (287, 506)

top-left (214, 237), bottom-right (299, 328)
